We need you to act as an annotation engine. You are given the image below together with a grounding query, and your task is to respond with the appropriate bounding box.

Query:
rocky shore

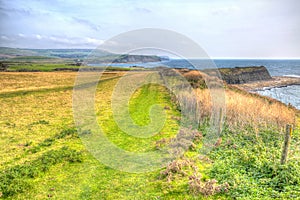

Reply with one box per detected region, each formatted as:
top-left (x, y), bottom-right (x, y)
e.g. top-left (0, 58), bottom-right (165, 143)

top-left (236, 76), bottom-right (300, 91)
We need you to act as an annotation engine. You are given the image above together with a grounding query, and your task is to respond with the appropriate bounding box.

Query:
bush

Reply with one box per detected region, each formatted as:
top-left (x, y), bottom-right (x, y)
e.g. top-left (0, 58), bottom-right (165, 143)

top-left (208, 128), bottom-right (300, 199)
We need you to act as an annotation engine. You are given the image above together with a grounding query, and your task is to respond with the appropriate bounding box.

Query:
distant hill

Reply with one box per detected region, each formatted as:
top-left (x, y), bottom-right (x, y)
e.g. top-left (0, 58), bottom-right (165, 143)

top-left (0, 47), bottom-right (93, 60)
top-left (0, 47), bottom-right (164, 63)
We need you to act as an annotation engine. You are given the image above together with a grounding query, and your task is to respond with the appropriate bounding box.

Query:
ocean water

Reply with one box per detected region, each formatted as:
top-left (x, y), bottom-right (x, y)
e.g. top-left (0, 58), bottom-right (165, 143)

top-left (211, 59), bottom-right (300, 109)
top-left (163, 59), bottom-right (300, 109)
top-left (162, 59), bottom-right (300, 77)
top-left (107, 59), bottom-right (300, 77)
top-left (256, 85), bottom-right (300, 109)
top-left (95, 59), bottom-right (300, 109)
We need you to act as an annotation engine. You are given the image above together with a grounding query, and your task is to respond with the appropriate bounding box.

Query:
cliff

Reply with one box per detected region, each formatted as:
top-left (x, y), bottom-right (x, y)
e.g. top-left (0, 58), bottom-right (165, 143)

top-left (112, 54), bottom-right (161, 63)
top-left (219, 66), bottom-right (272, 84)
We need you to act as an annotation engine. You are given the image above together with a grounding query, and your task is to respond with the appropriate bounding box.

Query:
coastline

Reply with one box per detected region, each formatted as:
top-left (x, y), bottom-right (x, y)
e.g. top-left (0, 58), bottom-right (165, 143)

top-left (235, 76), bottom-right (300, 91)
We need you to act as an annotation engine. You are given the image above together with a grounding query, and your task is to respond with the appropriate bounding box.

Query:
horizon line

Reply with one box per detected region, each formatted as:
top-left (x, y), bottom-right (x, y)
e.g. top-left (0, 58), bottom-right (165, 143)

top-left (1, 46), bottom-right (300, 60)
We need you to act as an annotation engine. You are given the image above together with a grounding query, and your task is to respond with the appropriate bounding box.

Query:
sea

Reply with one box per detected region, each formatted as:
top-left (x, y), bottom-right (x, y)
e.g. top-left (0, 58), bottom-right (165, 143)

top-left (94, 59), bottom-right (300, 109)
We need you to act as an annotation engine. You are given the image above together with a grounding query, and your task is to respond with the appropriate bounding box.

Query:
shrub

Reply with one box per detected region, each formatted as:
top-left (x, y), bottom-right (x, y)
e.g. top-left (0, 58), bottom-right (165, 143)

top-left (208, 128), bottom-right (300, 199)
top-left (188, 173), bottom-right (229, 196)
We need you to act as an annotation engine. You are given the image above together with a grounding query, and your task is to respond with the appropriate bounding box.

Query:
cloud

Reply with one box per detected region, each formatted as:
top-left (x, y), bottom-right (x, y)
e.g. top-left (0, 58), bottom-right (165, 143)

top-left (1, 35), bottom-right (10, 40)
top-left (47, 35), bottom-right (103, 47)
top-left (83, 37), bottom-right (104, 46)
top-left (211, 5), bottom-right (240, 16)
top-left (18, 33), bottom-right (25, 37)
top-left (0, 33), bottom-right (104, 48)
top-left (0, 0), bottom-right (299, 57)
top-left (134, 7), bottom-right (152, 13)
top-left (72, 17), bottom-right (102, 31)
top-left (35, 34), bottom-right (42, 40)
top-left (0, 6), bottom-right (34, 17)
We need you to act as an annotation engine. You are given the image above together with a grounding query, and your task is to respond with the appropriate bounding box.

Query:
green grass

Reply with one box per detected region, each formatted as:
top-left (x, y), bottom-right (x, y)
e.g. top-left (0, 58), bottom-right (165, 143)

top-left (8, 56), bottom-right (57, 60)
top-left (0, 146), bottom-right (83, 197)
top-left (0, 72), bottom-right (215, 199)
top-left (4, 63), bottom-right (79, 71)
top-left (209, 124), bottom-right (300, 199)
top-left (98, 81), bottom-right (179, 152)
top-left (218, 66), bottom-right (265, 75)
top-left (1, 71), bottom-right (299, 199)
top-left (2, 63), bottom-right (134, 72)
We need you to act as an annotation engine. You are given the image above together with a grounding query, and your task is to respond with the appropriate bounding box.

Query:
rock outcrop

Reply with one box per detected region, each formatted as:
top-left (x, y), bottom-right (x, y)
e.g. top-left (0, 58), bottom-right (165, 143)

top-left (219, 66), bottom-right (272, 84)
top-left (112, 54), bottom-right (161, 63)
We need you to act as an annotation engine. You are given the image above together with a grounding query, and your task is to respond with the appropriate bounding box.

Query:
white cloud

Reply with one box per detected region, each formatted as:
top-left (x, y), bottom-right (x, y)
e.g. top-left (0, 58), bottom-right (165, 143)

top-left (211, 5), bottom-right (240, 15)
top-left (72, 17), bottom-right (102, 31)
top-left (18, 33), bottom-right (25, 37)
top-left (35, 34), bottom-right (42, 39)
top-left (84, 37), bottom-right (104, 46)
top-left (1, 35), bottom-right (9, 40)
top-left (0, 0), bottom-right (299, 57)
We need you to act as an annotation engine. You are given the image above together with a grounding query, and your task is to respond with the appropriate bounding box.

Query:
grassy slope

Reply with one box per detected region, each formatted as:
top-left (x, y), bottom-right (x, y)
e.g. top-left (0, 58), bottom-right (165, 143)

top-left (1, 71), bottom-right (299, 199)
top-left (0, 72), bottom-right (216, 199)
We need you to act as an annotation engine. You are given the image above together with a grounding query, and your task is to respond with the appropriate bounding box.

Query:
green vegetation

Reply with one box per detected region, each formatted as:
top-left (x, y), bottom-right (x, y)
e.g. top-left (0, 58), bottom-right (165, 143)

top-left (0, 146), bottom-right (83, 198)
top-left (209, 126), bottom-right (300, 199)
top-left (0, 69), bottom-right (299, 199)
top-left (26, 128), bottom-right (78, 154)
top-left (0, 47), bottom-right (162, 64)
top-left (1, 72), bottom-right (206, 199)
top-left (2, 63), bottom-right (80, 71)
top-left (0, 62), bottom-right (137, 72)
top-left (7, 56), bottom-right (57, 61)
top-left (0, 47), bottom-right (92, 60)
top-left (217, 66), bottom-right (266, 75)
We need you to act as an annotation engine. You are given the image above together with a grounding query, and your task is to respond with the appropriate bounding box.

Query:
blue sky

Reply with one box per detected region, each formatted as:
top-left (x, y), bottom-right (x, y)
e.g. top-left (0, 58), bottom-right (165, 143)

top-left (0, 0), bottom-right (299, 58)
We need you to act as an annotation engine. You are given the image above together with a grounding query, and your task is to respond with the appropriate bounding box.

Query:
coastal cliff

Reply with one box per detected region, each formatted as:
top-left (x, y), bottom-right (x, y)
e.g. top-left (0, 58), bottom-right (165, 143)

top-left (219, 66), bottom-right (272, 84)
top-left (112, 54), bottom-right (161, 63)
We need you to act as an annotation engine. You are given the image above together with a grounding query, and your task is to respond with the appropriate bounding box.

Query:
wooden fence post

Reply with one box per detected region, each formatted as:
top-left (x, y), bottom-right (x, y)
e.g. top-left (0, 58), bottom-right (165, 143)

top-left (280, 124), bottom-right (292, 165)
top-left (218, 108), bottom-right (223, 134)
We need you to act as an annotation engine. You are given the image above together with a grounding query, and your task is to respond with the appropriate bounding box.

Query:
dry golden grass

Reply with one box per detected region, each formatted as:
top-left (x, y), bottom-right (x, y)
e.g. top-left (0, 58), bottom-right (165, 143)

top-left (181, 70), bottom-right (206, 81)
top-left (193, 86), bottom-right (296, 131)
top-left (0, 72), bottom-right (76, 93)
top-left (0, 71), bottom-right (124, 93)
top-left (176, 69), bottom-right (297, 131)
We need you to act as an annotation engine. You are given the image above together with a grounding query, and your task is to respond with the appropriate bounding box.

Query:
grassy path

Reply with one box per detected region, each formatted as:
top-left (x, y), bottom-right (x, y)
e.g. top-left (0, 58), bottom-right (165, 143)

top-left (1, 72), bottom-right (206, 199)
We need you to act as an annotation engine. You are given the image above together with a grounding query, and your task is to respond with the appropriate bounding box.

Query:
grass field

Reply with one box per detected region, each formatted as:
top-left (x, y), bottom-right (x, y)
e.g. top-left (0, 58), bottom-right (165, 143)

top-left (0, 63), bottom-right (135, 72)
top-left (1, 71), bottom-right (299, 199)
top-left (0, 71), bottom-right (211, 199)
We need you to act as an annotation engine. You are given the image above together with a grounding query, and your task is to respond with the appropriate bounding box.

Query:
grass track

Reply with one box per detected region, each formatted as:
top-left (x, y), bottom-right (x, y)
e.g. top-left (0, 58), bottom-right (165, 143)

top-left (1, 72), bottom-right (213, 199)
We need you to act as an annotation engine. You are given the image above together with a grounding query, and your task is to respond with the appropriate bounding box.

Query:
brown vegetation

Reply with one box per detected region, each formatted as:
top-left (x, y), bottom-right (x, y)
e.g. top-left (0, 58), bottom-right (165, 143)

top-left (175, 68), bottom-right (297, 131)
top-left (188, 173), bottom-right (229, 196)
top-left (193, 86), bottom-right (297, 131)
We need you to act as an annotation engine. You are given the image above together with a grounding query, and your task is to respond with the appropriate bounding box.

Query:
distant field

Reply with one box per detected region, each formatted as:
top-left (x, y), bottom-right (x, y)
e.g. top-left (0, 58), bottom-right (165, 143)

top-left (0, 63), bottom-right (136, 72)
top-left (2, 63), bottom-right (80, 71)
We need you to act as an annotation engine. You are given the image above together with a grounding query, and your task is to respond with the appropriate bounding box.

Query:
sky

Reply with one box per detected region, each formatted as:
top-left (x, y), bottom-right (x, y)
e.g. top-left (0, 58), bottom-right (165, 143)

top-left (0, 0), bottom-right (299, 58)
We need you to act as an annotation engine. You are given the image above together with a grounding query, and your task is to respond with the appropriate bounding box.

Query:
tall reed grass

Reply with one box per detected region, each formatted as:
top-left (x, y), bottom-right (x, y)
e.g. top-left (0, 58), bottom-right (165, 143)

top-left (175, 69), bottom-right (297, 131)
top-left (193, 87), bottom-right (296, 132)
